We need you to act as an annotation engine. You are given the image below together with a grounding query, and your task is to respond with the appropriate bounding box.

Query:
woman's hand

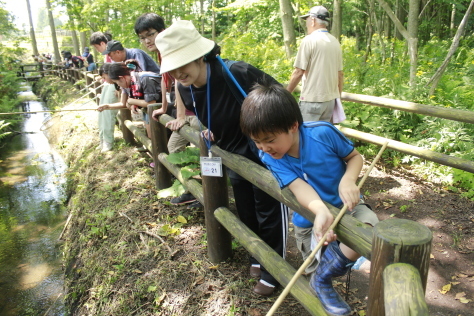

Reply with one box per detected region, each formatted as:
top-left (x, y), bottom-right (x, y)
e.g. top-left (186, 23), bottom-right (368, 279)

top-left (201, 130), bottom-right (214, 141)
top-left (165, 118), bottom-right (186, 131)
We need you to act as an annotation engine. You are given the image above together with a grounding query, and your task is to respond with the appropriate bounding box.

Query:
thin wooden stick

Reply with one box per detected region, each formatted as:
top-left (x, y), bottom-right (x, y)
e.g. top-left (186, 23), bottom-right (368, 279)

top-left (0, 108), bottom-right (102, 115)
top-left (266, 141), bottom-right (389, 316)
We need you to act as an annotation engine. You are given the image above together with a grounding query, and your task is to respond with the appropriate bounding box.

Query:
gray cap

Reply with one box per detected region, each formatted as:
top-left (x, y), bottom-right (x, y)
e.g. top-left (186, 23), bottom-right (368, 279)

top-left (300, 6), bottom-right (330, 21)
top-left (102, 40), bottom-right (124, 55)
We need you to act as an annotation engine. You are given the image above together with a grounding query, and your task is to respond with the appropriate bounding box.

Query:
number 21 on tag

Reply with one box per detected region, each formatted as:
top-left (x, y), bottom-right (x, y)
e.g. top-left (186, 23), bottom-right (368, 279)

top-left (200, 157), bottom-right (223, 177)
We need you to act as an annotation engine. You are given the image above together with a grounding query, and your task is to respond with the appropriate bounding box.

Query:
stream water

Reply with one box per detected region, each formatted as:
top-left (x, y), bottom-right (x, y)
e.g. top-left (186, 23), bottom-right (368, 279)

top-left (0, 86), bottom-right (66, 315)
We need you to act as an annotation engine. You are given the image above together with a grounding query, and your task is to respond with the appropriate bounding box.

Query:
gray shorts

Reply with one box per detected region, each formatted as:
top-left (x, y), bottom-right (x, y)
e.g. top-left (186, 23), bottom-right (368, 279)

top-left (299, 100), bottom-right (335, 122)
top-left (293, 201), bottom-right (378, 274)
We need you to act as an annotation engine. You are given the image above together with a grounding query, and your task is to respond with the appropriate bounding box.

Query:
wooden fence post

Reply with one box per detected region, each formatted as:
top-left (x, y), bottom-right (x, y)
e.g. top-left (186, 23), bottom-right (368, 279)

top-left (147, 105), bottom-right (171, 190)
top-left (199, 138), bottom-right (232, 263)
top-left (383, 263), bottom-right (429, 316)
top-left (119, 109), bottom-right (136, 146)
top-left (367, 218), bottom-right (432, 315)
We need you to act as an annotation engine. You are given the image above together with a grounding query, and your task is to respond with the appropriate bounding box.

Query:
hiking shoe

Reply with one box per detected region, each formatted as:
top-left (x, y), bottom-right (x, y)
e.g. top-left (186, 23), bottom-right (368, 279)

top-left (187, 200), bottom-right (203, 209)
top-left (171, 193), bottom-right (197, 205)
top-left (101, 142), bottom-right (113, 152)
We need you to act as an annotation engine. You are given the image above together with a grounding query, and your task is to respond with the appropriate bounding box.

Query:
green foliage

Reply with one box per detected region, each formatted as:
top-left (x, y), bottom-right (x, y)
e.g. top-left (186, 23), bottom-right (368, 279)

top-left (86, 208), bottom-right (115, 238)
top-left (157, 179), bottom-right (185, 199)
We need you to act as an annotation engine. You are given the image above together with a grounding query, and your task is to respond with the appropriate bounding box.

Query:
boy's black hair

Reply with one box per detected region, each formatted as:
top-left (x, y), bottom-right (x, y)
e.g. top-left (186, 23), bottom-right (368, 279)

top-left (134, 13), bottom-right (166, 35)
top-left (240, 82), bottom-right (303, 137)
top-left (89, 31), bottom-right (112, 45)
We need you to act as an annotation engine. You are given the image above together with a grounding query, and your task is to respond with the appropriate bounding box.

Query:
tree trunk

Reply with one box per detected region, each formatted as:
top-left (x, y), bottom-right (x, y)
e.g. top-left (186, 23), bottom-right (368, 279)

top-left (377, 0), bottom-right (418, 87)
top-left (450, 3), bottom-right (456, 37)
top-left (26, 0), bottom-right (39, 56)
top-left (200, 0), bottom-right (205, 34)
top-left (80, 31), bottom-right (87, 52)
top-left (394, 0), bottom-right (406, 40)
top-left (332, 0), bottom-right (343, 41)
top-left (45, 0), bottom-right (61, 63)
top-left (279, 0), bottom-right (296, 58)
top-left (211, 0), bottom-right (216, 41)
top-left (407, 0), bottom-right (420, 87)
top-left (428, 0), bottom-right (474, 96)
top-left (69, 18), bottom-right (80, 56)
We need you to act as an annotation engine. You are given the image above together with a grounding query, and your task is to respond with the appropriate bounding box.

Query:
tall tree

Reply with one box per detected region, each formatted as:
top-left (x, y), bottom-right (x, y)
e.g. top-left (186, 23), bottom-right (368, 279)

top-left (45, 0), bottom-right (61, 63)
top-left (427, 0), bottom-right (474, 96)
top-left (332, 0), bottom-right (342, 41)
top-left (26, 0), bottom-right (39, 56)
top-left (377, 0), bottom-right (419, 87)
top-left (279, 0), bottom-right (296, 58)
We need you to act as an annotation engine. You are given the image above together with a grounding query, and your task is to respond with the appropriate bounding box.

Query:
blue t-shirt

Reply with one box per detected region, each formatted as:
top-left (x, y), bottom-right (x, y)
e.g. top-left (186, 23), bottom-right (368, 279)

top-left (259, 122), bottom-right (354, 228)
top-left (125, 48), bottom-right (160, 73)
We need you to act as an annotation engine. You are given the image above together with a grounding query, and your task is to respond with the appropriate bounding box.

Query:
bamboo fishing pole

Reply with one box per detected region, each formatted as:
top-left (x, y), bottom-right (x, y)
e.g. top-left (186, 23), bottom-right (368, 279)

top-left (0, 108), bottom-right (102, 115)
top-left (266, 141), bottom-right (389, 316)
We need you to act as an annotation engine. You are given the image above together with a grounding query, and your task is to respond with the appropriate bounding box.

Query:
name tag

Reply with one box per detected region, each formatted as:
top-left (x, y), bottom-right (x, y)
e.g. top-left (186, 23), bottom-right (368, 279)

top-left (200, 157), bottom-right (223, 177)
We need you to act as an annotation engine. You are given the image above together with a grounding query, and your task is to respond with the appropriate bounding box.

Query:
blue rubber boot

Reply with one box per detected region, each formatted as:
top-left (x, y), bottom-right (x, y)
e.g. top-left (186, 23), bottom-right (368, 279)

top-left (309, 242), bottom-right (355, 316)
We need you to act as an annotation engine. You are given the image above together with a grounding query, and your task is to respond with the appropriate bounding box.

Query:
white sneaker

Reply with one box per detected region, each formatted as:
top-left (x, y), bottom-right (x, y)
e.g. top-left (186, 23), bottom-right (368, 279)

top-left (96, 139), bottom-right (103, 150)
top-left (101, 141), bottom-right (113, 152)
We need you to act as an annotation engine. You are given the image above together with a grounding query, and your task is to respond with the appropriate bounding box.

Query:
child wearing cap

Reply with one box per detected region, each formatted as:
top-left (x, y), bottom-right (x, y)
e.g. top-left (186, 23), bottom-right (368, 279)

top-left (155, 20), bottom-right (290, 296)
top-left (240, 82), bottom-right (379, 316)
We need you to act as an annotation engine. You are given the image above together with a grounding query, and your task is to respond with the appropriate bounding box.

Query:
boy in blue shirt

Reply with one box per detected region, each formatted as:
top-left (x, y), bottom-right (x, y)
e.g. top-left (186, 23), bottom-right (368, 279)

top-left (240, 83), bottom-right (378, 316)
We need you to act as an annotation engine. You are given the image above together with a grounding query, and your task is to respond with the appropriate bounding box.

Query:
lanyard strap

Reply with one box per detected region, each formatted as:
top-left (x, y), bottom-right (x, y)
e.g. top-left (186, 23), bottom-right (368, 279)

top-left (189, 63), bottom-right (212, 156)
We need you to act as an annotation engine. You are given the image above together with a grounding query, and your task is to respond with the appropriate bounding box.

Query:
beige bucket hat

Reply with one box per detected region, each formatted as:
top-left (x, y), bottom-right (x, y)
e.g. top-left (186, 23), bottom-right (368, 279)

top-left (155, 20), bottom-right (215, 74)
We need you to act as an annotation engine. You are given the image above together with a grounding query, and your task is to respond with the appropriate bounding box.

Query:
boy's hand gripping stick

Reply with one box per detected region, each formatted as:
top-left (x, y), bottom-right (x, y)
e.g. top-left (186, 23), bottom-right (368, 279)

top-left (266, 142), bottom-right (389, 316)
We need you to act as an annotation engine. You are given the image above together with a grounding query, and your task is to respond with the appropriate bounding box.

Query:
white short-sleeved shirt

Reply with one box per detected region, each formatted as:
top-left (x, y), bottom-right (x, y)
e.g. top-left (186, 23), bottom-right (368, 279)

top-left (294, 30), bottom-right (343, 103)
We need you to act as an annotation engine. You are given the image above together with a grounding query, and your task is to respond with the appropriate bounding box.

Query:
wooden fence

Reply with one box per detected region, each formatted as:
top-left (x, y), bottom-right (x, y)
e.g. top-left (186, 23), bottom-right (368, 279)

top-left (42, 67), bottom-right (474, 315)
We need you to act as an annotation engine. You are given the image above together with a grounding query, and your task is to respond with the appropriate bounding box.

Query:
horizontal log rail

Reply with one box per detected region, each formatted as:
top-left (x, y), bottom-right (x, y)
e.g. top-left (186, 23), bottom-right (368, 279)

top-left (342, 92), bottom-right (474, 124)
top-left (337, 126), bottom-right (474, 174)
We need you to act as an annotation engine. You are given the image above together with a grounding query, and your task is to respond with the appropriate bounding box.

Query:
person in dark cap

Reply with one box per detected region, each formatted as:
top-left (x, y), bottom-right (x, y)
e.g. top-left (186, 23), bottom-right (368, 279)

top-left (102, 40), bottom-right (160, 74)
top-left (82, 47), bottom-right (96, 71)
top-left (286, 6), bottom-right (345, 124)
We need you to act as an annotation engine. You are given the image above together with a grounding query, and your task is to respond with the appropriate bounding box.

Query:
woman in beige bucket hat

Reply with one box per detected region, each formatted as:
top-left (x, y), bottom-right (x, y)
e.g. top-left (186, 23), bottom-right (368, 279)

top-left (155, 20), bottom-right (290, 297)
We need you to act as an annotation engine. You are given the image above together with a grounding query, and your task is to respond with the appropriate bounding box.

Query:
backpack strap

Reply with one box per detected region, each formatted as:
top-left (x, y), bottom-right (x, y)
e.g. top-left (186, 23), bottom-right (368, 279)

top-left (218, 55), bottom-right (246, 104)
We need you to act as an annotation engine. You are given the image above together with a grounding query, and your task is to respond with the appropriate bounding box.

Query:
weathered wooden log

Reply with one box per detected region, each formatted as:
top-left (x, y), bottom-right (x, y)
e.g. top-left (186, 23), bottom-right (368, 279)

top-left (383, 263), bottom-right (429, 316)
top-left (337, 126), bottom-right (474, 174)
top-left (368, 218), bottom-right (432, 315)
top-left (342, 92), bottom-right (474, 124)
top-left (123, 119), bottom-right (149, 150)
top-left (117, 109), bottom-right (136, 145)
top-left (199, 138), bottom-right (232, 263)
top-left (157, 153), bottom-right (204, 204)
top-left (214, 207), bottom-right (327, 316)
top-left (148, 104), bottom-right (172, 190)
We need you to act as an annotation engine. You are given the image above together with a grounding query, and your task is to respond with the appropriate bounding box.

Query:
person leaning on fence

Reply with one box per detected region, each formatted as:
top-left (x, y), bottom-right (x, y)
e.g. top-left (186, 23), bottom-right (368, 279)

top-left (240, 83), bottom-right (379, 316)
top-left (134, 12), bottom-right (201, 206)
top-left (102, 40), bottom-right (161, 143)
top-left (95, 63), bottom-right (122, 152)
top-left (82, 47), bottom-right (96, 71)
top-left (107, 59), bottom-right (162, 140)
top-left (155, 20), bottom-right (290, 297)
